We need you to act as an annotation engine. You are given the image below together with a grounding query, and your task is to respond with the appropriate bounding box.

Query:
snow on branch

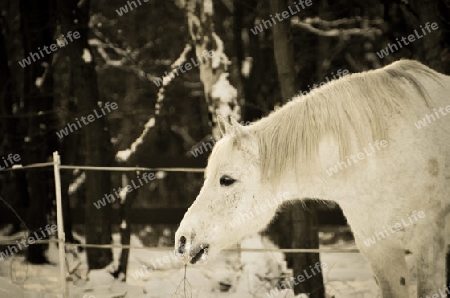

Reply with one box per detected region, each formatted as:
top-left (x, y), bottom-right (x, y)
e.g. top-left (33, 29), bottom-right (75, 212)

top-left (116, 117), bottom-right (156, 162)
top-left (303, 16), bottom-right (384, 27)
top-left (291, 16), bottom-right (383, 38)
top-left (155, 43), bottom-right (193, 115)
top-left (180, 0), bottom-right (240, 139)
top-left (68, 172), bottom-right (86, 195)
top-left (211, 73), bottom-right (239, 120)
top-left (117, 44), bottom-right (193, 163)
top-left (211, 33), bottom-right (230, 69)
top-left (88, 30), bottom-right (159, 83)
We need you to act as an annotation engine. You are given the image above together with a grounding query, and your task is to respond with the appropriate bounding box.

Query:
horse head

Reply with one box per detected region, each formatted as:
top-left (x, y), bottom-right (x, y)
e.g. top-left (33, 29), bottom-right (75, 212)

top-left (174, 117), bottom-right (282, 264)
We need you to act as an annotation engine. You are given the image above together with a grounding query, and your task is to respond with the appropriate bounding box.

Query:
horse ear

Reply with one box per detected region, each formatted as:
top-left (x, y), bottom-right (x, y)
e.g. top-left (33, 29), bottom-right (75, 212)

top-left (230, 117), bottom-right (252, 147)
top-left (229, 117), bottom-right (247, 137)
top-left (229, 118), bottom-right (257, 155)
top-left (217, 115), bottom-right (233, 136)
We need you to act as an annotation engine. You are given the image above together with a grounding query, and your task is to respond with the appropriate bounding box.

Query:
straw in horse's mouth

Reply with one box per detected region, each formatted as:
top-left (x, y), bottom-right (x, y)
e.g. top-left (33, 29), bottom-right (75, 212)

top-left (190, 244), bottom-right (209, 264)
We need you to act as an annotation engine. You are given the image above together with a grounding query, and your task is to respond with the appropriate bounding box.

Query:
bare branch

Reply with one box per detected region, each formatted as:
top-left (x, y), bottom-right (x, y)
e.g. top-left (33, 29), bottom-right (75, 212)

top-left (88, 34), bottom-right (159, 83)
top-left (303, 16), bottom-right (384, 27)
top-left (291, 18), bottom-right (382, 38)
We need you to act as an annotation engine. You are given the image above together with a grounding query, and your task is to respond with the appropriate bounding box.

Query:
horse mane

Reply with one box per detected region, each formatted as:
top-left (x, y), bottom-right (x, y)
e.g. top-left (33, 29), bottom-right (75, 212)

top-left (247, 59), bottom-right (440, 183)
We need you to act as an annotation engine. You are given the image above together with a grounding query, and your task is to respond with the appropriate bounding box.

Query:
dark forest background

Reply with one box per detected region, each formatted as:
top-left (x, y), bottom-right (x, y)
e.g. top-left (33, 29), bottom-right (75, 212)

top-left (0, 0), bottom-right (449, 296)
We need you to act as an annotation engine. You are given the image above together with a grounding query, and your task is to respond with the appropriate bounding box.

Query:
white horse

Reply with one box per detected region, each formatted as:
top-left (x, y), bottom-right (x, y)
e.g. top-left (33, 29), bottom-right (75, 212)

top-left (175, 60), bottom-right (450, 297)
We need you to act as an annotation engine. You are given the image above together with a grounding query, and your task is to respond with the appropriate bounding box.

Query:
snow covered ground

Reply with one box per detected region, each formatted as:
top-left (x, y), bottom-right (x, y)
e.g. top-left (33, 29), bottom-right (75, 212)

top-left (0, 232), bottom-right (419, 298)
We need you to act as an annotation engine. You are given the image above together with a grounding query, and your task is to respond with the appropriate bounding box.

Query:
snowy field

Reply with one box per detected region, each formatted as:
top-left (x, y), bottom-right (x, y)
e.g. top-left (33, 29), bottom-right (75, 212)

top-left (0, 232), bottom-right (420, 298)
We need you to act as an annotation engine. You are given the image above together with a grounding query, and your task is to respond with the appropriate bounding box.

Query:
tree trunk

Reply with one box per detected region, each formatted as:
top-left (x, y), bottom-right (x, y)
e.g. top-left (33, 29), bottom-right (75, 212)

top-left (181, 0), bottom-right (241, 138)
top-left (116, 70), bottom-right (140, 280)
top-left (57, 0), bottom-right (113, 269)
top-left (268, 0), bottom-right (325, 296)
top-left (19, 0), bottom-right (57, 264)
top-left (408, 0), bottom-right (450, 73)
top-left (59, 82), bottom-right (79, 245)
top-left (0, 12), bottom-right (26, 233)
top-left (269, 0), bottom-right (296, 100)
top-left (60, 116), bottom-right (79, 244)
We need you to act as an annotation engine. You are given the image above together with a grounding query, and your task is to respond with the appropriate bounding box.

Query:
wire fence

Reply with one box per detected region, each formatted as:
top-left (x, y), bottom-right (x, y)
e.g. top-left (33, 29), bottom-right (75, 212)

top-left (0, 151), bottom-right (361, 298)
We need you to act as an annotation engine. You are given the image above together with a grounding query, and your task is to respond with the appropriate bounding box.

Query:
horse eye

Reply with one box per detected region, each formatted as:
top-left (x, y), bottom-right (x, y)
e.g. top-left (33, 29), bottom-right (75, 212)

top-left (219, 176), bottom-right (236, 187)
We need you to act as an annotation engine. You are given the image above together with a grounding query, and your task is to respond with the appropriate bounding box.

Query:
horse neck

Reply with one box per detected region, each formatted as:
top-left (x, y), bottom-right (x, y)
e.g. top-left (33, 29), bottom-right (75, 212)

top-left (270, 170), bottom-right (347, 203)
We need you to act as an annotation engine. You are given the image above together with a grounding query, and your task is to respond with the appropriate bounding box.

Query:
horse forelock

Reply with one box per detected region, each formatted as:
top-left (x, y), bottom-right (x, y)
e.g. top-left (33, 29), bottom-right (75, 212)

top-left (246, 59), bottom-right (440, 185)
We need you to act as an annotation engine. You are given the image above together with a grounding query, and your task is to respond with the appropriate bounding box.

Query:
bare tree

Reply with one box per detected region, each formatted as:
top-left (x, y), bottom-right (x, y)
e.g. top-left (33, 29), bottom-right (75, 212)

top-left (408, 0), bottom-right (450, 72)
top-left (177, 0), bottom-right (241, 138)
top-left (267, 0), bottom-right (325, 296)
top-left (57, 0), bottom-right (113, 269)
top-left (19, 0), bottom-right (57, 264)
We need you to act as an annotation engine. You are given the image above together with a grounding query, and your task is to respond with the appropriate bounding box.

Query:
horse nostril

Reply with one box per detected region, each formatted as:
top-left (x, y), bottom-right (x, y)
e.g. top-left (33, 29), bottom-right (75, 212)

top-left (178, 236), bottom-right (187, 254)
top-left (190, 244), bottom-right (209, 264)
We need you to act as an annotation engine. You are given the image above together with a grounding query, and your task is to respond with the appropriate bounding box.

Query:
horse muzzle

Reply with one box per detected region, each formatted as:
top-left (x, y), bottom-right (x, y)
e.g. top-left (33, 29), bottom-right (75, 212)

top-left (176, 235), bottom-right (210, 264)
